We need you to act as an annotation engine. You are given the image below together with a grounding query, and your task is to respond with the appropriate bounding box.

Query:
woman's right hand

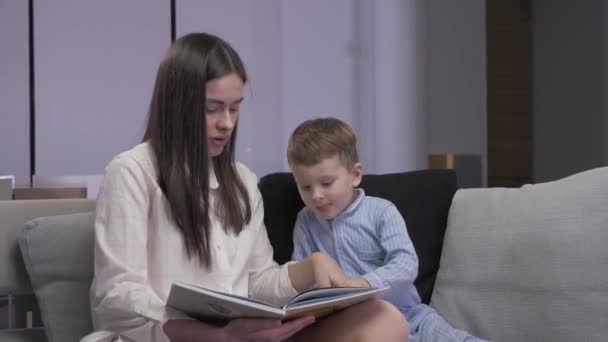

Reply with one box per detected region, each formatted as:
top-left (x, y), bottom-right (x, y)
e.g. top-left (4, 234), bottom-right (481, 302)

top-left (222, 316), bottom-right (315, 341)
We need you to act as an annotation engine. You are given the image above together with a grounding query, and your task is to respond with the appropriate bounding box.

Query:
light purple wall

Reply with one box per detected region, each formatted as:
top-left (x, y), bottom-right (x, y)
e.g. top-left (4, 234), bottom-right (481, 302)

top-left (177, 1), bottom-right (366, 176)
top-left (532, 0), bottom-right (605, 182)
top-left (281, 0), bottom-right (359, 170)
top-left (176, 0), bottom-right (285, 177)
top-left (0, 0), bottom-right (30, 186)
top-left (177, 1), bottom-right (430, 176)
top-left (34, 0), bottom-right (170, 177)
top-left (2, 1), bottom-right (489, 182)
top-left (371, 0), bottom-right (429, 173)
top-left (281, 0), bottom-right (431, 174)
top-left (428, 0), bottom-right (487, 184)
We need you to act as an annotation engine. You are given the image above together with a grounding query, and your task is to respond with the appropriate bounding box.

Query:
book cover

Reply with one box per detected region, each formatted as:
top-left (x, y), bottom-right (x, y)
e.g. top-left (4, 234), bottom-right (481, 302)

top-left (167, 281), bottom-right (389, 321)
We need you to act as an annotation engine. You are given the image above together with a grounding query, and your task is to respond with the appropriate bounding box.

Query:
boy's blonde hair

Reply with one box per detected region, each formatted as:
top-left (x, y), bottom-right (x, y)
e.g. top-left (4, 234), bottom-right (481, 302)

top-left (287, 117), bottom-right (359, 168)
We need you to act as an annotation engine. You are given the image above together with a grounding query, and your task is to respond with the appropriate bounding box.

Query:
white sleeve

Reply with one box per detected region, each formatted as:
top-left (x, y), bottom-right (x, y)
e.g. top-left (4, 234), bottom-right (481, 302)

top-left (89, 156), bottom-right (189, 342)
top-left (246, 178), bottom-right (298, 306)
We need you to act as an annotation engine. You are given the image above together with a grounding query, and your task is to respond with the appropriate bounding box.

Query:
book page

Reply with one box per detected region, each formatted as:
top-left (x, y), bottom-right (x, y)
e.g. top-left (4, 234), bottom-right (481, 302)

top-left (284, 287), bottom-right (390, 319)
top-left (168, 281), bottom-right (285, 320)
top-left (288, 287), bottom-right (375, 305)
top-left (175, 281), bottom-right (278, 307)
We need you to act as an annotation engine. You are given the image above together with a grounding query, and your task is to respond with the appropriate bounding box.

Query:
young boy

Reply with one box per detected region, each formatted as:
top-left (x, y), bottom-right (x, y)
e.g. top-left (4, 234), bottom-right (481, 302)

top-left (287, 118), bottom-right (485, 342)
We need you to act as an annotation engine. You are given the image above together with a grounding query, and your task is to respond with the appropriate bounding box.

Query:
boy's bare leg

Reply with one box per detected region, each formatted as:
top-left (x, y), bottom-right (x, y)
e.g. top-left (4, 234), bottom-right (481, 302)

top-left (291, 299), bottom-right (408, 342)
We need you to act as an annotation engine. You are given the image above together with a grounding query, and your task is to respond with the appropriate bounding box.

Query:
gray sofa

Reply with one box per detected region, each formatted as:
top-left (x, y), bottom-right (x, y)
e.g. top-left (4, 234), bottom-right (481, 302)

top-left (1, 166), bottom-right (607, 341)
top-left (0, 199), bottom-right (95, 342)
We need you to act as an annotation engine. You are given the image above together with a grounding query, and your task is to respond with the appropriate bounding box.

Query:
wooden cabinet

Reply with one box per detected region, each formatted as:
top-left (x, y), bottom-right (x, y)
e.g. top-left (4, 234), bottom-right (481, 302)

top-left (486, 0), bottom-right (532, 187)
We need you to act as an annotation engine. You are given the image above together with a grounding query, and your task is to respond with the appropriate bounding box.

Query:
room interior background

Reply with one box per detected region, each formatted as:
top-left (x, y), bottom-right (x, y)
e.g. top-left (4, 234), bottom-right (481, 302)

top-left (1, 0), bottom-right (606, 192)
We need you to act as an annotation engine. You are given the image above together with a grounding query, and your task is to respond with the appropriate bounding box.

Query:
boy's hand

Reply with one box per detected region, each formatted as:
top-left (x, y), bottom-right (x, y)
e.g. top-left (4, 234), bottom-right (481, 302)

top-left (344, 277), bottom-right (370, 288)
top-left (310, 252), bottom-right (348, 288)
top-left (288, 252), bottom-right (348, 291)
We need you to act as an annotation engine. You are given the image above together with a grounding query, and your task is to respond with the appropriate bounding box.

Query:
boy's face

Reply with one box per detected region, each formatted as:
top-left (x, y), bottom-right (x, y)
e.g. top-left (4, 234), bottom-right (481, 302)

top-left (290, 155), bottom-right (362, 220)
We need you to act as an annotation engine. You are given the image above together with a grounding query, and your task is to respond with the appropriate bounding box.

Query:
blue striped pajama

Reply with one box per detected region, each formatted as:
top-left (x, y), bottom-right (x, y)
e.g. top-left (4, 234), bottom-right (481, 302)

top-left (292, 189), bottom-right (486, 341)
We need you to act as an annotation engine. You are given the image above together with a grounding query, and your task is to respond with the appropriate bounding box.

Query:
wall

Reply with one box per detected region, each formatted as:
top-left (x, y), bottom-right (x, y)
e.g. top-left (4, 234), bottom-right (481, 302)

top-left (427, 0), bottom-right (487, 185)
top-left (177, 0), bottom-right (431, 176)
top-left (7, 1), bottom-right (606, 188)
top-left (281, 0), bottom-right (359, 171)
top-left (532, 0), bottom-right (606, 182)
top-left (370, 0), bottom-right (429, 174)
top-left (0, 1), bottom-right (488, 185)
top-left (0, 1), bottom-right (30, 186)
top-left (34, 0), bottom-right (170, 177)
top-left (177, 0), bottom-right (285, 178)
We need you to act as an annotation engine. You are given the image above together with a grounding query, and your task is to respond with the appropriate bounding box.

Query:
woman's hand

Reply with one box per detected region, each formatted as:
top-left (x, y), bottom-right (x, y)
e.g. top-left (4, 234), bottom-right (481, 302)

top-left (222, 316), bottom-right (315, 341)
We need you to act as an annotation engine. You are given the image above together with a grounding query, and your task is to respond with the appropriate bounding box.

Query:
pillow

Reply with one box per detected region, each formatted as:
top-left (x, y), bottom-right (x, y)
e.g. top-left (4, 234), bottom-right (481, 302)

top-left (258, 173), bottom-right (305, 266)
top-left (430, 167), bottom-right (608, 341)
top-left (18, 212), bottom-right (95, 342)
top-left (258, 169), bottom-right (457, 304)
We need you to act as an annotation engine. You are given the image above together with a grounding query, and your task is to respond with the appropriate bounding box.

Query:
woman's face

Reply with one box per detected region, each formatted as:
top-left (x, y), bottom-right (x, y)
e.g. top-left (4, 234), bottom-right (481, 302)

top-left (205, 72), bottom-right (244, 157)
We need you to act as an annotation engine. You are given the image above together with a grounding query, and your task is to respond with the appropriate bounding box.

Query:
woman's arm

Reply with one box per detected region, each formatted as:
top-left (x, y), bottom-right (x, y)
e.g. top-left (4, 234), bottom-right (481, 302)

top-left (247, 173), bottom-right (346, 304)
top-left (91, 156), bottom-right (189, 341)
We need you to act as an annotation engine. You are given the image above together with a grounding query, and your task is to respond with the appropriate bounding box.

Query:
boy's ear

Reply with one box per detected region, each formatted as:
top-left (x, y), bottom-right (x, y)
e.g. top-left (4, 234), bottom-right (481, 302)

top-left (351, 162), bottom-right (363, 187)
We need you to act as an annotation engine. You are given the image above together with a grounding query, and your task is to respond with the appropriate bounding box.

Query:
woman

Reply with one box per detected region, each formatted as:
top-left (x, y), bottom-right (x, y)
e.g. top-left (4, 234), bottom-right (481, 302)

top-left (84, 32), bottom-right (408, 342)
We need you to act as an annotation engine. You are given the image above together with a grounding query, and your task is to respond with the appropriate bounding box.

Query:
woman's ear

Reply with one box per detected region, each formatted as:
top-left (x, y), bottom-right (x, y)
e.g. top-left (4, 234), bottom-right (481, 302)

top-left (351, 162), bottom-right (363, 187)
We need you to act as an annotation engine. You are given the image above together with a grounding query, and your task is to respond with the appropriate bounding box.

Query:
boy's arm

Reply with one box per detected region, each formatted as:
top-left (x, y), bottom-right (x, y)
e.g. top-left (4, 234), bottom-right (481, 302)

top-left (360, 204), bottom-right (418, 289)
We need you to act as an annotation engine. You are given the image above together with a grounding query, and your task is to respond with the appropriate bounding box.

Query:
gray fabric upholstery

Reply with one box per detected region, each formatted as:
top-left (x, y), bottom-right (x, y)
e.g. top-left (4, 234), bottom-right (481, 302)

top-left (430, 166), bottom-right (608, 341)
top-left (0, 328), bottom-right (47, 342)
top-left (0, 199), bottom-right (95, 296)
top-left (18, 212), bottom-right (95, 342)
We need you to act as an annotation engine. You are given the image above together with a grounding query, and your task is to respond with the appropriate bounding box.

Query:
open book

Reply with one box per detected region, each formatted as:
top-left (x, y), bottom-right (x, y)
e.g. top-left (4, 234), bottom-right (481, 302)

top-left (167, 281), bottom-right (389, 321)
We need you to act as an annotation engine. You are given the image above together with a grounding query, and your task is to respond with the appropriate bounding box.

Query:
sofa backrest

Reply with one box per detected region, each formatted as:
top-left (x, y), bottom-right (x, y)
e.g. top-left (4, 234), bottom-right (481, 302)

top-left (258, 169), bottom-right (458, 304)
top-left (0, 199), bottom-right (95, 342)
top-left (431, 166), bottom-right (608, 341)
top-left (5, 170), bottom-right (457, 341)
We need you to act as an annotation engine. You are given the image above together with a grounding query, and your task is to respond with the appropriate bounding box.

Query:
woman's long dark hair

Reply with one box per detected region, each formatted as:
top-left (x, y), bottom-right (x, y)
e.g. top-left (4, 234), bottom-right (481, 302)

top-left (143, 33), bottom-right (251, 268)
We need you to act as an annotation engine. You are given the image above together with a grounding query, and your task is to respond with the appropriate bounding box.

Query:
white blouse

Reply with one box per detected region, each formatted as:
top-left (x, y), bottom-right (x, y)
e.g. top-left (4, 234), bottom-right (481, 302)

top-left (84, 142), bottom-right (297, 342)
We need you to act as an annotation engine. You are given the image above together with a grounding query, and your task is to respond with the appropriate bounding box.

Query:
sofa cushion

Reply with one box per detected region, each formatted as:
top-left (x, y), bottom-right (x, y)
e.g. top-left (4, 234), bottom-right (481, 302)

top-left (259, 169), bottom-right (457, 304)
top-left (18, 212), bottom-right (95, 342)
top-left (430, 167), bottom-right (608, 341)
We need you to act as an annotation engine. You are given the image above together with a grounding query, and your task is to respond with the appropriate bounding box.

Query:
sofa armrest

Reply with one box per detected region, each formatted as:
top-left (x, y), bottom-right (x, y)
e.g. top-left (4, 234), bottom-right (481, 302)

top-left (0, 199), bottom-right (96, 296)
top-left (431, 166), bottom-right (608, 341)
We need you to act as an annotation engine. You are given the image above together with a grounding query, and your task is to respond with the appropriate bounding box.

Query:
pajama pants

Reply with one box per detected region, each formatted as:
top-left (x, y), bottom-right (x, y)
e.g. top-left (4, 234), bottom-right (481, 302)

top-left (405, 304), bottom-right (491, 342)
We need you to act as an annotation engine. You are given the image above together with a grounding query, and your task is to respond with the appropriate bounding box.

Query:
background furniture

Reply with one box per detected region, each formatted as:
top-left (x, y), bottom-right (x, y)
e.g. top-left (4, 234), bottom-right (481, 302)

top-left (12, 188), bottom-right (87, 200)
top-left (3, 166), bottom-right (607, 341)
top-left (0, 177), bottom-right (13, 200)
top-left (0, 199), bottom-right (95, 342)
top-left (428, 153), bottom-right (483, 188)
top-left (32, 175), bottom-right (103, 199)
